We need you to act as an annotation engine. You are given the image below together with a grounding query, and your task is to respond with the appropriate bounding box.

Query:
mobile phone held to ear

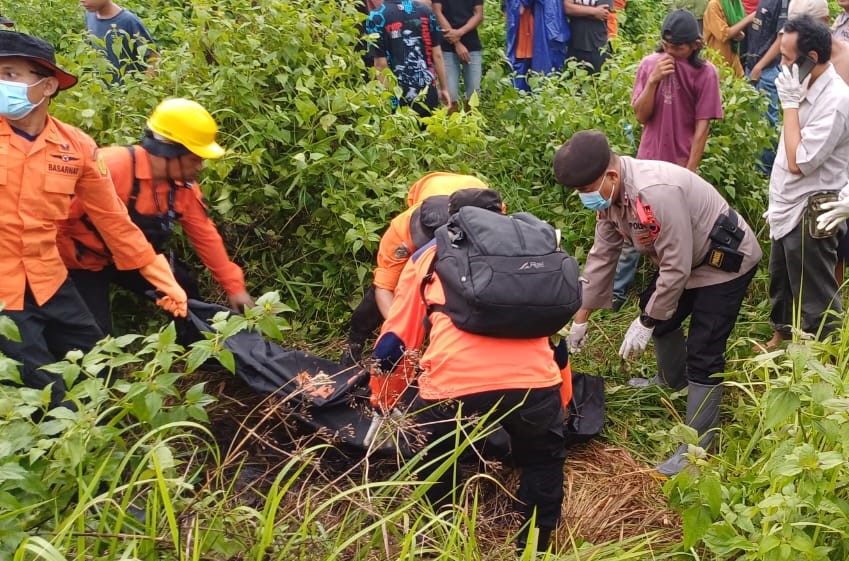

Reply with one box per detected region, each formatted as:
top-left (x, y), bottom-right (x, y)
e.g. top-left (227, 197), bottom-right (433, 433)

top-left (795, 54), bottom-right (816, 83)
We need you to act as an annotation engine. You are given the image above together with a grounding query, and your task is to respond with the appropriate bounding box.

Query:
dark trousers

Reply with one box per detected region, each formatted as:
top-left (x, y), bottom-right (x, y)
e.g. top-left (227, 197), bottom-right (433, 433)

top-left (769, 220), bottom-right (844, 337)
top-left (396, 84), bottom-right (440, 118)
top-left (567, 44), bottom-right (610, 74)
top-left (411, 385), bottom-right (566, 531)
top-left (346, 285), bottom-right (383, 346)
top-left (70, 258), bottom-right (201, 341)
top-left (0, 278), bottom-right (103, 406)
top-left (641, 266), bottom-right (756, 386)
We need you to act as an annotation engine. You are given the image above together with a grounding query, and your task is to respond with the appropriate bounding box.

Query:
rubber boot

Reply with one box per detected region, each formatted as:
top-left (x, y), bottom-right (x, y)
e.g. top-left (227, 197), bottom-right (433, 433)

top-left (627, 328), bottom-right (687, 390)
top-left (656, 381), bottom-right (723, 477)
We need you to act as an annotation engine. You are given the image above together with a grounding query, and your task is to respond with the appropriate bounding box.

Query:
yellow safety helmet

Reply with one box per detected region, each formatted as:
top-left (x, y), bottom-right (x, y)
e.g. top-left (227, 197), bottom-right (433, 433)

top-left (146, 98), bottom-right (225, 160)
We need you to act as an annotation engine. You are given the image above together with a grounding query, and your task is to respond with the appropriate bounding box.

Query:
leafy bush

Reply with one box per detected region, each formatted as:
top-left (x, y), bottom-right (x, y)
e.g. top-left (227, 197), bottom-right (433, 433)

top-left (666, 331), bottom-right (849, 561)
top-left (0, 326), bottom-right (216, 557)
top-left (7, 0), bottom-right (772, 341)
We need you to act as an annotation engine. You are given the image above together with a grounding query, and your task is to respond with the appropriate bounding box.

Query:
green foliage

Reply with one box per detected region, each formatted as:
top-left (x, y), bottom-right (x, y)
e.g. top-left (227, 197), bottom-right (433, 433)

top-left (0, 293), bottom-right (298, 559)
top-left (0, 329), bottom-right (217, 557)
top-left (0, 1), bottom-right (798, 555)
top-left (7, 0), bottom-right (772, 341)
top-left (620, 0), bottom-right (669, 44)
top-left (665, 327), bottom-right (849, 561)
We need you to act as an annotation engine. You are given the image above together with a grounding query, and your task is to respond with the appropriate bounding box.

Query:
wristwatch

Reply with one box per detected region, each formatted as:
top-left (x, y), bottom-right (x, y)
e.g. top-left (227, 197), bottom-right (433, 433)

top-left (639, 312), bottom-right (657, 328)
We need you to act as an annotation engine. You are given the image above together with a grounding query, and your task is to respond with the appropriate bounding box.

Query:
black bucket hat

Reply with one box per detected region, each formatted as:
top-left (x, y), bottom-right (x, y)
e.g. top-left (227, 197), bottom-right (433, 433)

top-left (0, 31), bottom-right (77, 90)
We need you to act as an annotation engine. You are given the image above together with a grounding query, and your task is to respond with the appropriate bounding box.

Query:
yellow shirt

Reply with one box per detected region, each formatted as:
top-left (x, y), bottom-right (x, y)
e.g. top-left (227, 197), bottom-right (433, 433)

top-left (704, 0), bottom-right (744, 78)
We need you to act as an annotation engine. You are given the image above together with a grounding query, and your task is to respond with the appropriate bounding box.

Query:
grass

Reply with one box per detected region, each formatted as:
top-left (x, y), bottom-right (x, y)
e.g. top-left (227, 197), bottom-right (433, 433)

top-left (10, 280), bottom-right (849, 560)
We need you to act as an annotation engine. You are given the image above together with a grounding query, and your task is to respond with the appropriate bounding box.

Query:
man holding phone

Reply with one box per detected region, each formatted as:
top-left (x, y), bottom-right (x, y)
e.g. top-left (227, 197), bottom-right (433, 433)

top-left (763, 15), bottom-right (849, 349)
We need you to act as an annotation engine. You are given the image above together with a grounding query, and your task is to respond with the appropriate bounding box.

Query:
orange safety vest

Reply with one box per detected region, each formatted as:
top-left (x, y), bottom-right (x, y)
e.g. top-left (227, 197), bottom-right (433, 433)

top-left (56, 145), bottom-right (246, 295)
top-left (0, 116), bottom-right (155, 310)
top-left (373, 244), bottom-right (568, 402)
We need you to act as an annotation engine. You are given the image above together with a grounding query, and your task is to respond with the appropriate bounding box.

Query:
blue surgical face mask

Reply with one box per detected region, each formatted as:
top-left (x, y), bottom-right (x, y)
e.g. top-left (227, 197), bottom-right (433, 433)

top-left (578, 174), bottom-right (613, 211)
top-left (0, 78), bottom-right (46, 120)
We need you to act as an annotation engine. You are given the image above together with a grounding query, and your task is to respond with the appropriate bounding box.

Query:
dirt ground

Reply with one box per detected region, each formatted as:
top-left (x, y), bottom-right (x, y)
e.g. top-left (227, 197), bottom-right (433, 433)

top-left (201, 370), bottom-right (681, 552)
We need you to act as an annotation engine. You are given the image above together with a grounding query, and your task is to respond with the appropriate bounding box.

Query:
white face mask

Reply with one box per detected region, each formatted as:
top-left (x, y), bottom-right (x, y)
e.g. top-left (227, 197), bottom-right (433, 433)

top-left (0, 77), bottom-right (46, 120)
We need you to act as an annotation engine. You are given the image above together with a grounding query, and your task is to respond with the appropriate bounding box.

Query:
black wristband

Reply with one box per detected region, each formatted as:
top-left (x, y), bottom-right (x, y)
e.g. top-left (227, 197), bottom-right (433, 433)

top-left (639, 312), bottom-right (657, 328)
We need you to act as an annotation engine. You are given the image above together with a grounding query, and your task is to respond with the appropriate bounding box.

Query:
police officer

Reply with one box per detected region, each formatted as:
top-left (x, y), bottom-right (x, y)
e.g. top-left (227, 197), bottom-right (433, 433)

top-left (57, 98), bottom-right (254, 337)
top-left (554, 130), bottom-right (761, 476)
top-left (0, 31), bottom-right (186, 407)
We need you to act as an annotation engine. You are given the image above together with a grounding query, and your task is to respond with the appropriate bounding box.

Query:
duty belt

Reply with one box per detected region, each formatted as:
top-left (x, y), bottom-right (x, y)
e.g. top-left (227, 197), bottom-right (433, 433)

top-left (702, 209), bottom-right (744, 273)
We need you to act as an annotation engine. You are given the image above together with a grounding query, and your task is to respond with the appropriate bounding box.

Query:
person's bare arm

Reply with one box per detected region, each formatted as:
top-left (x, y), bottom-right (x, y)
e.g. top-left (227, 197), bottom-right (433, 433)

top-left (564, 0), bottom-right (609, 20)
top-left (432, 2), bottom-right (456, 43)
top-left (749, 36), bottom-right (781, 83)
top-left (432, 45), bottom-right (451, 105)
top-left (374, 56), bottom-right (389, 86)
top-left (726, 11), bottom-right (756, 41)
top-left (573, 308), bottom-right (592, 323)
top-left (446, 4), bottom-right (483, 43)
top-left (783, 108), bottom-right (803, 174)
top-left (375, 287), bottom-right (395, 318)
top-left (686, 119), bottom-right (710, 171)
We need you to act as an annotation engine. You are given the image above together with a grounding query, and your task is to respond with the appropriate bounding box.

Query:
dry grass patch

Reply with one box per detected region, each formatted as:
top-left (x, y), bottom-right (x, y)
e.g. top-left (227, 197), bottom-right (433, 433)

top-left (200, 371), bottom-right (681, 557)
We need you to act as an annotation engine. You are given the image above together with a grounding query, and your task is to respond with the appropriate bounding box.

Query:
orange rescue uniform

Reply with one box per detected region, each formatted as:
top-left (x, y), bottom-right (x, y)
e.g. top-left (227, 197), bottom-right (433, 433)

top-left (56, 145), bottom-right (245, 296)
top-left (371, 243), bottom-right (570, 403)
top-left (373, 172), bottom-right (487, 291)
top-left (0, 116), bottom-right (156, 311)
top-left (606, 0), bottom-right (627, 39)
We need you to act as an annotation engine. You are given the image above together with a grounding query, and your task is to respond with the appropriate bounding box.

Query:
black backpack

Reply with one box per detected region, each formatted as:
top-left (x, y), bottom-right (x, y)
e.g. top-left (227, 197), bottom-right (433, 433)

top-left (422, 206), bottom-right (582, 338)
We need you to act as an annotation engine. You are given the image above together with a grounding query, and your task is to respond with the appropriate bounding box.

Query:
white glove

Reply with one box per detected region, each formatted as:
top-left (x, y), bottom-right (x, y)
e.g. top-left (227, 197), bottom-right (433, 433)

top-left (618, 316), bottom-right (654, 360)
top-left (568, 322), bottom-right (588, 353)
top-left (774, 64), bottom-right (810, 110)
top-left (817, 198), bottom-right (849, 232)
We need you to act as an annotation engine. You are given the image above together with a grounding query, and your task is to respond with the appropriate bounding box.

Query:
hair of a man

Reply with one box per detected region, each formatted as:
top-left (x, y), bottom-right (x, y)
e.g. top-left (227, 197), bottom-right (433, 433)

top-left (784, 15), bottom-right (833, 63)
top-left (653, 42), bottom-right (706, 69)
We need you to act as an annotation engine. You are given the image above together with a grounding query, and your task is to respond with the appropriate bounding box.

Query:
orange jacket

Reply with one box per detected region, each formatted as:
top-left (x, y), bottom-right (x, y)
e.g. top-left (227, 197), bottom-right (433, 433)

top-left (607, 0), bottom-right (627, 39)
top-left (374, 172), bottom-right (487, 291)
top-left (56, 146), bottom-right (246, 295)
top-left (371, 243), bottom-right (568, 402)
top-left (0, 116), bottom-right (156, 311)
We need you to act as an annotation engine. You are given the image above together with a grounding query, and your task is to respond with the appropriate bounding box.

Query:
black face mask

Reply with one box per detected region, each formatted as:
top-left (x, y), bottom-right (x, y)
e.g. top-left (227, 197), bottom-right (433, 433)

top-left (141, 128), bottom-right (191, 159)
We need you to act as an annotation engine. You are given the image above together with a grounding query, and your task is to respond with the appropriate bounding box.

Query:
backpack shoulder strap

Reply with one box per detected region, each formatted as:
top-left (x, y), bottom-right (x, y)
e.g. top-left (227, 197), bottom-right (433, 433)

top-left (125, 145), bottom-right (143, 214)
top-left (415, 239), bottom-right (441, 333)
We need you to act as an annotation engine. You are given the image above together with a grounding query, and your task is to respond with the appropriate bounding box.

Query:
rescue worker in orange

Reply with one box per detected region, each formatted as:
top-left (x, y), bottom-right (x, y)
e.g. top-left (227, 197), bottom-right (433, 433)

top-left (0, 31), bottom-right (186, 407)
top-left (342, 172), bottom-right (488, 365)
top-left (56, 98), bottom-right (254, 337)
top-left (368, 189), bottom-right (569, 553)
